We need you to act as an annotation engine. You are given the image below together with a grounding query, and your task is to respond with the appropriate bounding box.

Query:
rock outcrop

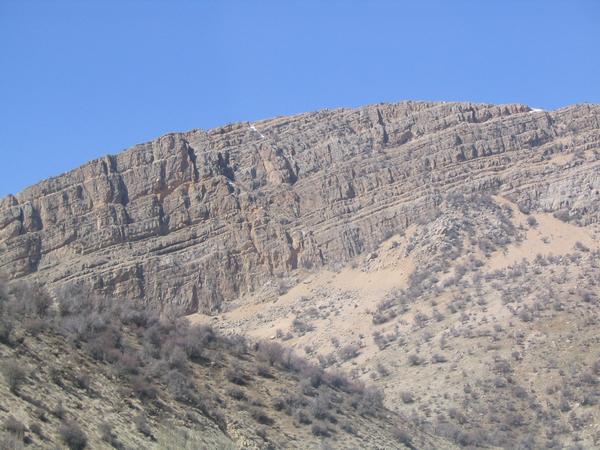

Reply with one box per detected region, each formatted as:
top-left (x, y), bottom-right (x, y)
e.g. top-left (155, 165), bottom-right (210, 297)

top-left (1, 101), bottom-right (599, 312)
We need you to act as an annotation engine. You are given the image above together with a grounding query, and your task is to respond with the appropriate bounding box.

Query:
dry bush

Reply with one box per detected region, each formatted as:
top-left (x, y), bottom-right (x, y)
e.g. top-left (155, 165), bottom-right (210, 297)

top-left (376, 362), bottom-right (389, 377)
top-left (250, 407), bottom-right (274, 426)
top-left (29, 422), bottom-right (43, 439)
top-left (257, 341), bottom-right (286, 367)
top-left (0, 317), bottom-right (13, 345)
top-left (292, 317), bottom-right (314, 335)
top-left (59, 421), bottom-right (87, 450)
top-left (131, 375), bottom-right (158, 402)
top-left (167, 370), bottom-right (197, 405)
top-left (227, 387), bottom-right (247, 401)
top-left (1, 359), bottom-right (26, 393)
top-left (408, 354), bottom-right (424, 366)
top-left (392, 427), bottom-right (413, 446)
top-left (0, 432), bottom-right (24, 450)
top-left (352, 386), bottom-right (385, 416)
top-left (99, 422), bottom-right (122, 449)
top-left (311, 423), bottom-right (330, 437)
top-left (401, 391), bottom-right (415, 404)
top-left (526, 216), bottom-right (538, 228)
top-left (226, 364), bottom-right (247, 386)
top-left (2, 416), bottom-right (26, 438)
top-left (338, 344), bottom-right (360, 361)
top-left (134, 414), bottom-right (152, 438)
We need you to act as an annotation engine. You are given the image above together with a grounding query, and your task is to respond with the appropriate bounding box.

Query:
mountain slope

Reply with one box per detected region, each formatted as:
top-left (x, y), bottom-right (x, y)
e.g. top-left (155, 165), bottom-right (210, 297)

top-left (0, 282), bottom-right (451, 449)
top-left (1, 101), bottom-right (600, 448)
top-left (192, 193), bottom-right (599, 448)
top-left (1, 102), bottom-right (598, 313)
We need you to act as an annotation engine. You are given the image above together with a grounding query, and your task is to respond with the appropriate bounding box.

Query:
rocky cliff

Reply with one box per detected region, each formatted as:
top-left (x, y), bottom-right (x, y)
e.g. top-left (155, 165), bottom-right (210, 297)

top-left (1, 101), bottom-right (599, 312)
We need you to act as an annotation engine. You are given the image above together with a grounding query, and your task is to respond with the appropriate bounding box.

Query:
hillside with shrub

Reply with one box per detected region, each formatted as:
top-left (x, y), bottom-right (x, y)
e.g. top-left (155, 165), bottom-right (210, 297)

top-left (0, 281), bottom-right (452, 449)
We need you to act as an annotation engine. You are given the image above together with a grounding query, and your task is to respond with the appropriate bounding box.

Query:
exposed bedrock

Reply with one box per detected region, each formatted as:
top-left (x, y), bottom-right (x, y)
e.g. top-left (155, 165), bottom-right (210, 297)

top-left (1, 102), bottom-right (599, 312)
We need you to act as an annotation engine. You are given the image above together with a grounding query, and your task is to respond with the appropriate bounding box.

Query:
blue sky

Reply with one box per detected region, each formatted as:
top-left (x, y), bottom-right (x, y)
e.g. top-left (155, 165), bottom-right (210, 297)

top-left (1, 1), bottom-right (599, 197)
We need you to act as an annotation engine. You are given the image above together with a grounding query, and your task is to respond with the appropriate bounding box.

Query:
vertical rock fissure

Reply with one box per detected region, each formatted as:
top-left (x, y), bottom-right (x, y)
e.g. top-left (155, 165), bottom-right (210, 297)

top-left (186, 143), bottom-right (200, 182)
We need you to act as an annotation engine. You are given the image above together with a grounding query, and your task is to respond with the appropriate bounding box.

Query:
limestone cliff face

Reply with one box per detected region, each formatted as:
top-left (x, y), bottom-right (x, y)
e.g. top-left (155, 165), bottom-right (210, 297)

top-left (1, 102), bottom-right (599, 312)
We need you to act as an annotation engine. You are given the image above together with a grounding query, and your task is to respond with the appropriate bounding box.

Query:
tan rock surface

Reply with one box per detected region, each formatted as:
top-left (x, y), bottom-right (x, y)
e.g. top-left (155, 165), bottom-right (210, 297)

top-left (1, 102), bottom-right (599, 313)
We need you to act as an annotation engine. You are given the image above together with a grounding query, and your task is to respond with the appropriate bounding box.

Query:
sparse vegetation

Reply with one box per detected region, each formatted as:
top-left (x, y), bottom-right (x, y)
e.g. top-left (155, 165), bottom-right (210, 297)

top-left (0, 186), bottom-right (597, 449)
top-left (0, 281), bottom-right (402, 448)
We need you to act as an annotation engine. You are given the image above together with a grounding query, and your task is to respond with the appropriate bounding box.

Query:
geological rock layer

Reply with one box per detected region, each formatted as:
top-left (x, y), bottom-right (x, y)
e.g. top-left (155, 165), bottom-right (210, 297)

top-left (1, 102), bottom-right (599, 312)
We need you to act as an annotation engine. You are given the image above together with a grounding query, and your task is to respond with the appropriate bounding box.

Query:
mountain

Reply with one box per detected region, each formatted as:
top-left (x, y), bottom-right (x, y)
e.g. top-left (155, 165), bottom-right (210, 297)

top-left (2, 102), bottom-right (597, 311)
top-left (1, 101), bottom-right (599, 448)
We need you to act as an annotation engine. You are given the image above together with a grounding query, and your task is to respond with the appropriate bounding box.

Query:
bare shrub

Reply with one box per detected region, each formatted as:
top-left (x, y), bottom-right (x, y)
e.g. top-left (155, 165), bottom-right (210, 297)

top-left (392, 427), bottom-right (413, 446)
top-left (301, 364), bottom-right (324, 388)
top-left (159, 337), bottom-right (187, 367)
top-left (296, 409), bottom-right (312, 425)
top-left (257, 341), bottom-right (285, 367)
top-left (292, 317), bottom-right (314, 335)
top-left (59, 421), bottom-right (87, 450)
top-left (99, 422), bottom-right (122, 449)
top-left (1, 359), bottom-right (26, 393)
top-left (0, 432), bottom-right (24, 450)
top-left (134, 414), bottom-right (152, 437)
top-left (50, 367), bottom-right (64, 387)
top-left (53, 401), bottom-right (66, 419)
top-left (553, 209), bottom-right (570, 222)
top-left (0, 317), bottom-right (13, 344)
top-left (518, 308), bottom-right (533, 322)
top-left (432, 353), bottom-right (448, 364)
top-left (493, 359), bottom-right (512, 375)
top-left (2, 416), bottom-right (26, 439)
top-left (376, 362), bottom-right (389, 377)
top-left (131, 375), bottom-right (158, 402)
top-left (413, 311), bottom-right (429, 328)
top-left (579, 372), bottom-right (598, 386)
top-left (226, 364), bottom-right (247, 386)
top-left (323, 370), bottom-right (350, 390)
top-left (183, 324), bottom-right (214, 360)
top-left (167, 370), bottom-right (197, 404)
top-left (448, 407), bottom-right (467, 424)
top-left (308, 394), bottom-right (330, 420)
top-left (87, 328), bottom-right (121, 362)
top-left (338, 344), bottom-right (360, 361)
top-left (119, 303), bottom-right (154, 328)
top-left (311, 423), bottom-right (330, 437)
top-left (74, 372), bottom-right (90, 390)
top-left (0, 279), bottom-right (6, 305)
top-left (250, 407), bottom-right (274, 425)
top-left (592, 359), bottom-right (600, 376)
top-left (353, 386), bottom-right (384, 416)
top-left (401, 391), bottom-right (415, 404)
top-left (116, 350), bottom-right (141, 376)
top-left (318, 352), bottom-right (337, 368)
top-left (29, 422), bottom-right (43, 438)
top-left (227, 387), bottom-right (247, 401)
top-left (9, 283), bottom-right (52, 318)
top-left (408, 354), bottom-right (424, 366)
top-left (256, 365), bottom-right (272, 378)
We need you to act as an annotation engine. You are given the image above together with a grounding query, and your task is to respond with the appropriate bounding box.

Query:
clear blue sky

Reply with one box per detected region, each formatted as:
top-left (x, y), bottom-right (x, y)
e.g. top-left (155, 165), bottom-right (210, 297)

top-left (1, 1), bottom-right (599, 197)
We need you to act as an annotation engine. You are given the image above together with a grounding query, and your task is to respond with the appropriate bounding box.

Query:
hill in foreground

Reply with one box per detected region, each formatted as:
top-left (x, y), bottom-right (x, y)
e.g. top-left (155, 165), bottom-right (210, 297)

top-left (0, 282), bottom-right (451, 449)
